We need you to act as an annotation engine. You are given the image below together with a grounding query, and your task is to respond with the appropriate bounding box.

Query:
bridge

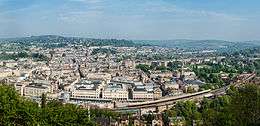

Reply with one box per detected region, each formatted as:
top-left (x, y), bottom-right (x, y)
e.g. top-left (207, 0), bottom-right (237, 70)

top-left (128, 90), bottom-right (211, 108)
top-left (114, 73), bottom-right (256, 114)
top-left (114, 86), bottom-right (230, 114)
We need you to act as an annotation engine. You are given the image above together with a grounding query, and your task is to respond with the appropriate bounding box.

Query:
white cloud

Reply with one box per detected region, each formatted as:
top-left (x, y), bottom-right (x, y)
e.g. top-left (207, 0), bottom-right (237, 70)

top-left (176, 9), bottom-right (247, 21)
top-left (59, 10), bottom-right (103, 23)
top-left (142, 1), bottom-right (247, 22)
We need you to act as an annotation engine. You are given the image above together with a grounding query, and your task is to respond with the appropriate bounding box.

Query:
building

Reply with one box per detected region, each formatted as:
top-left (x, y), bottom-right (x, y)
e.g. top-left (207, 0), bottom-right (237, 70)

top-left (183, 71), bottom-right (196, 80)
top-left (71, 79), bottom-right (103, 99)
top-left (182, 84), bottom-right (200, 93)
top-left (153, 87), bottom-right (163, 100)
top-left (132, 88), bottom-right (154, 100)
top-left (164, 79), bottom-right (179, 90)
top-left (103, 82), bottom-right (128, 101)
top-left (0, 68), bottom-right (14, 78)
top-left (23, 83), bottom-right (51, 97)
top-left (151, 61), bottom-right (160, 67)
top-left (132, 85), bottom-right (154, 100)
top-left (4, 60), bottom-right (18, 68)
top-left (152, 119), bottom-right (163, 126)
top-left (87, 73), bottom-right (111, 81)
top-left (132, 82), bottom-right (162, 100)
top-left (14, 83), bottom-right (26, 96)
top-left (150, 71), bottom-right (173, 78)
top-left (122, 59), bottom-right (135, 69)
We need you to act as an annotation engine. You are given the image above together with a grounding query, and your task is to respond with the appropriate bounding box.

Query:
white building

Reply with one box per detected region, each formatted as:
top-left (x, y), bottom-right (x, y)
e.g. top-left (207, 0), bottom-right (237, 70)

top-left (132, 86), bottom-right (154, 100)
top-left (165, 79), bottom-right (179, 90)
top-left (23, 83), bottom-right (51, 97)
top-left (103, 83), bottom-right (128, 101)
top-left (15, 83), bottom-right (26, 96)
top-left (87, 73), bottom-right (111, 81)
top-left (132, 82), bottom-right (162, 100)
top-left (71, 79), bottom-right (103, 99)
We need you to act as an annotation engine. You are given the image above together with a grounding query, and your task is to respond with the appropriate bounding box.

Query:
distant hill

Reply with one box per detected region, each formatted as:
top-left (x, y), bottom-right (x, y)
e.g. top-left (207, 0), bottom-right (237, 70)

top-left (134, 39), bottom-right (260, 52)
top-left (1, 35), bottom-right (259, 51)
top-left (0, 35), bottom-right (144, 47)
top-left (241, 40), bottom-right (260, 46)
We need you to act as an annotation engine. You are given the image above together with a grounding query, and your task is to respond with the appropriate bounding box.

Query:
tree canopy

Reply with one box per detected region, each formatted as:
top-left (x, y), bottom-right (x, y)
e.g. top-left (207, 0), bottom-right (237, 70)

top-left (163, 84), bottom-right (260, 126)
top-left (0, 85), bottom-right (118, 126)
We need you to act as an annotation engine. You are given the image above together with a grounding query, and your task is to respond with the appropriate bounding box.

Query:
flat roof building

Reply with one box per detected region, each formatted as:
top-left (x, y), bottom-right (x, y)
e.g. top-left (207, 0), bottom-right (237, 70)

top-left (24, 83), bottom-right (51, 97)
top-left (103, 82), bottom-right (128, 101)
top-left (71, 79), bottom-right (104, 99)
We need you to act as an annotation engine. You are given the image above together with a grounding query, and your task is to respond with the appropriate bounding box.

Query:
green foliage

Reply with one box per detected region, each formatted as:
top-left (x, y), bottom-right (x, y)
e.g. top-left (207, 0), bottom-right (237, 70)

top-left (0, 85), bottom-right (40, 126)
top-left (142, 113), bottom-right (155, 125)
top-left (199, 96), bottom-right (233, 126)
top-left (32, 53), bottom-right (49, 61)
top-left (41, 93), bottom-right (47, 109)
top-left (136, 64), bottom-right (169, 73)
top-left (156, 65), bottom-right (167, 72)
top-left (254, 59), bottom-right (260, 75)
top-left (199, 83), bottom-right (225, 90)
top-left (91, 48), bottom-right (117, 55)
top-left (0, 52), bottom-right (50, 62)
top-left (41, 103), bottom-right (95, 126)
top-left (228, 84), bottom-right (260, 125)
top-left (0, 52), bottom-right (29, 60)
top-left (174, 101), bottom-right (201, 125)
top-left (165, 84), bottom-right (260, 126)
top-left (192, 63), bottom-right (229, 89)
top-left (0, 85), bottom-right (118, 126)
top-left (136, 64), bottom-right (151, 74)
top-left (3, 35), bottom-right (144, 48)
top-left (167, 61), bottom-right (182, 71)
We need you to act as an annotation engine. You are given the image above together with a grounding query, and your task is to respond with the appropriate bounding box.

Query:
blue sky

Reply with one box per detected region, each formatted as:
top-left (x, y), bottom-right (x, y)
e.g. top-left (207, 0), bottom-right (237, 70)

top-left (0, 0), bottom-right (260, 41)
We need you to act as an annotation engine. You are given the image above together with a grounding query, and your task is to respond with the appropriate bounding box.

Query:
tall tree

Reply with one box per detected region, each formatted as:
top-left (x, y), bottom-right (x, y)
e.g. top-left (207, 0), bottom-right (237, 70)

top-left (41, 93), bottom-right (47, 109)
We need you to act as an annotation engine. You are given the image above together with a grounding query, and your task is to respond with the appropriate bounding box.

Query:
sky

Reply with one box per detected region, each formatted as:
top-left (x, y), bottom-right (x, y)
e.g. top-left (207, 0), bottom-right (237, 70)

top-left (0, 0), bottom-right (260, 41)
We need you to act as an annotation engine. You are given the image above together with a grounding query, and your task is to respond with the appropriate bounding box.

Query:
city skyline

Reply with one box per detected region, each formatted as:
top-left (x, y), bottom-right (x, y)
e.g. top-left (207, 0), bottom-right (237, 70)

top-left (1, 0), bottom-right (260, 41)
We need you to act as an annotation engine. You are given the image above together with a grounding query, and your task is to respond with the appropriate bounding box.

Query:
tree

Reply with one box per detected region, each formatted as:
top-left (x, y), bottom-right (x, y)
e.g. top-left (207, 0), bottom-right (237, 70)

top-left (0, 85), bottom-right (40, 125)
top-left (156, 65), bottom-right (167, 71)
top-left (228, 84), bottom-right (260, 125)
top-left (41, 93), bottom-right (47, 109)
top-left (136, 64), bottom-right (151, 74)
top-left (199, 84), bottom-right (260, 126)
top-left (0, 85), bottom-right (119, 126)
top-left (167, 61), bottom-right (182, 71)
top-left (162, 110), bottom-right (176, 126)
top-left (173, 101), bottom-right (201, 125)
top-left (143, 112), bottom-right (155, 125)
top-left (170, 84), bottom-right (260, 126)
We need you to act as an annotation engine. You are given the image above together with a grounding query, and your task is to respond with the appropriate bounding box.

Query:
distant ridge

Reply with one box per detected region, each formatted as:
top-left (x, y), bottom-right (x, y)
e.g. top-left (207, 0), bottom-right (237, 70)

top-left (0, 35), bottom-right (145, 47)
top-left (1, 35), bottom-right (260, 51)
top-left (134, 39), bottom-right (260, 52)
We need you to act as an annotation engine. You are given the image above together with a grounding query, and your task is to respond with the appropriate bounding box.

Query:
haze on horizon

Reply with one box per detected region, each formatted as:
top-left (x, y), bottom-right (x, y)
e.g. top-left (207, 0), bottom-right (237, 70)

top-left (0, 0), bottom-right (260, 41)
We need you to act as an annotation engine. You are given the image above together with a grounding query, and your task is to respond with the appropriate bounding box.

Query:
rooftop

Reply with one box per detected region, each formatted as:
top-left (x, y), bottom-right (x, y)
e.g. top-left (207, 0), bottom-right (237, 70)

top-left (74, 79), bottom-right (102, 90)
top-left (184, 79), bottom-right (205, 85)
top-left (25, 83), bottom-right (49, 89)
top-left (104, 83), bottom-right (127, 92)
